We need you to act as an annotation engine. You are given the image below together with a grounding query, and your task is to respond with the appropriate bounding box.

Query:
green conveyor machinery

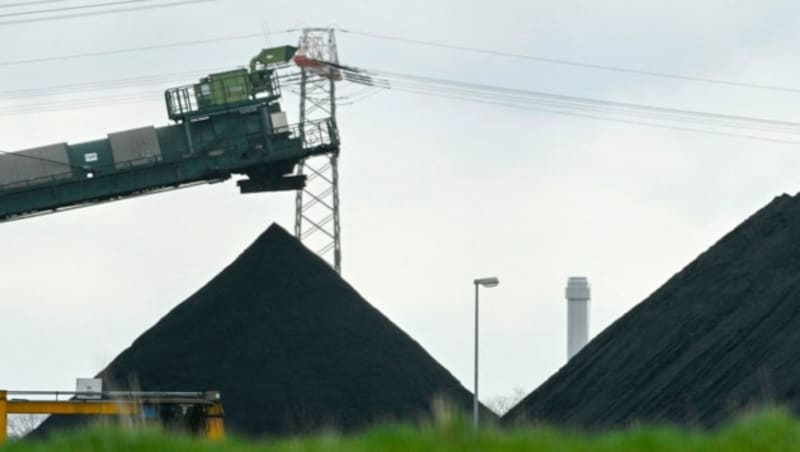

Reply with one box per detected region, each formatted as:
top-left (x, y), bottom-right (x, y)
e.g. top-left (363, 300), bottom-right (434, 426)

top-left (0, 45), bottom-right (338, 223)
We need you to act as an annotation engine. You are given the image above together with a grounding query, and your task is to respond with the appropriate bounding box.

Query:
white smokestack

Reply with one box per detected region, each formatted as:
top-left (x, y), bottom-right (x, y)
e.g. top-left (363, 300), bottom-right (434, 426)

top-left (566, 276), bottom-right (591, 361)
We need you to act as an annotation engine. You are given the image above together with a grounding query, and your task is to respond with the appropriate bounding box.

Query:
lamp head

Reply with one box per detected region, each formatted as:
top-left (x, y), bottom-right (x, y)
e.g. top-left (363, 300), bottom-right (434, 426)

top-left (474, 277), bottom-right (499, 288)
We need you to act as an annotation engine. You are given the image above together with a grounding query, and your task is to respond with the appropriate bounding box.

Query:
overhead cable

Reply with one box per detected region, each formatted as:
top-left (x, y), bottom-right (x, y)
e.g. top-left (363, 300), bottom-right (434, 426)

top-left (0, 31), bottom-right (285, 67)
top-left (390, 86), bottom-right (800, 145)
top-left (0, 66), bottom-right (227, 99)
top-left (368, 69), bottom-right (800, 132)
top-left (338, 28), bottom-right (800, 95)
top-left (0, 0), bottom-right (151, 18)
top-left (325, 62), bottom-right (800, 144)
top-left (0, 0), bottom-right (219, 26)
top-left (0, 91), bottom-right (156, 116)
top-left (0, 0), bottom-right (75, 8)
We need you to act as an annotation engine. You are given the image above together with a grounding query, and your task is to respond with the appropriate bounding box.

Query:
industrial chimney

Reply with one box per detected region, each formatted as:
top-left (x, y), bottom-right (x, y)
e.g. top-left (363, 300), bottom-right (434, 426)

top-left (566, 276), bottom-right (591, 360)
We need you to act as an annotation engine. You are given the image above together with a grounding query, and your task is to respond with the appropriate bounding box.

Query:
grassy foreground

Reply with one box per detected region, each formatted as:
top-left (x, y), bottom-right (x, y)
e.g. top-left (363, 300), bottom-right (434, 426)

top-left (5, 409), bottom-right (800, 452)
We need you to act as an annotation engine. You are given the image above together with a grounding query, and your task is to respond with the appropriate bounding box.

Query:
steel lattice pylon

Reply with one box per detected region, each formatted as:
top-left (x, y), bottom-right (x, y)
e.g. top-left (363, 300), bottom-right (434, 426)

top-left (294, 28), bottom-right (342, 274)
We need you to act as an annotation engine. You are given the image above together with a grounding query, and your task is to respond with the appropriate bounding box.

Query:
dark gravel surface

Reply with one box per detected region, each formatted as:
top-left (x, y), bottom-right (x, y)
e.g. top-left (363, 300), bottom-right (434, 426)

top-left (504, 194), bottom-right (800, 429)
top-left (36, 223), bottom-right (487, 437)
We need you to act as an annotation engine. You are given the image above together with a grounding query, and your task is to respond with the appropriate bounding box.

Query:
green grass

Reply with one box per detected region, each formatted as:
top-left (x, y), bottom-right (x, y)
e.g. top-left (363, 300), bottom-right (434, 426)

top-left (5, 408), bottom-right (800, 452)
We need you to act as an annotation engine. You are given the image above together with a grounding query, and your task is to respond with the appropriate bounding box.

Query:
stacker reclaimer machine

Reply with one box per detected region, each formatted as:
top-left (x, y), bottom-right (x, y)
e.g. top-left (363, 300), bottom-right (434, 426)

top-left (0, 44), bottom-right (338, 224)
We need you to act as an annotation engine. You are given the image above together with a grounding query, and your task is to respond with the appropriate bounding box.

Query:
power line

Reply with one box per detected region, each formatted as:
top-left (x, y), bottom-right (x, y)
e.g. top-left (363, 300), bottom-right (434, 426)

top-left (358, 68), bottom-right (800, 131)
top-left (393, 80), bottom-right (800, 136)
top-left (388, 81), bottom-right (800, 137)
top-left (357, 64), bottom-right (794, 129)
top-left (386, 80), bottom-right (800, 136)
top-left (0, 0), bottom-right (218, 25)
top-left (391, 86), bottom-right (800, 146)
top-left (0, 32), bottom-right (282, 67)
top-left (338, 28), bottom-right (800, 95)
top-left (0, 0), bottom-right (150, 18)
top-left (327, 63), bottom-right (800, 144)
top-left (0, 0), bottom-right (75, 8)
top-left (0, 91), bottom-right (157, 116)
top-left (0, 66), bottom-right (227, 99)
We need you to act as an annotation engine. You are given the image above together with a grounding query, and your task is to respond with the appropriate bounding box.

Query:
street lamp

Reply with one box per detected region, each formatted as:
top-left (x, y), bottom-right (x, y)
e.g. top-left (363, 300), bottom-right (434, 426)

top-left (473, 276), bottom-right (499, 429)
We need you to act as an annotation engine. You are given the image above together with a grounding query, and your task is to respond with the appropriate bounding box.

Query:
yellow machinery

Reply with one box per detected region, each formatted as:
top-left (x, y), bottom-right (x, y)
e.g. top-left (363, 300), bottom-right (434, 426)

top-left (0, 390), bottom-right (224, 442)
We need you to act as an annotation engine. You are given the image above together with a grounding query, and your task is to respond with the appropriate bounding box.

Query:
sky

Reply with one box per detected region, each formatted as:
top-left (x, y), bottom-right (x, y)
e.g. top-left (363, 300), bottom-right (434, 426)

top-left (3, 0), bottom-right (800, 411)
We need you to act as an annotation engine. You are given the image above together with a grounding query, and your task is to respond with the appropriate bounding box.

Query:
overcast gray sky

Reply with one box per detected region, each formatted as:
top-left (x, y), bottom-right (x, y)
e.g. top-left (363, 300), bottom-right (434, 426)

top-left (3, 0), bottom-right (800, 406)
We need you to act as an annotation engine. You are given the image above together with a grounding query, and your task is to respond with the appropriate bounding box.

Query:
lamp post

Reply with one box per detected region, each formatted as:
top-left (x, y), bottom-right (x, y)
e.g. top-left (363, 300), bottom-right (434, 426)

top-left (473, 276), bottom-right (499, 429)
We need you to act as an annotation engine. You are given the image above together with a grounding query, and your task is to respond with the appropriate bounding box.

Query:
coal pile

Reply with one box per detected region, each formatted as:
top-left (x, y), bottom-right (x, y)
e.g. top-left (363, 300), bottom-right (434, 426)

top-left (37, 224), bottom-right (486, 436)
top-left (504, 193), bottom-right (800, 428)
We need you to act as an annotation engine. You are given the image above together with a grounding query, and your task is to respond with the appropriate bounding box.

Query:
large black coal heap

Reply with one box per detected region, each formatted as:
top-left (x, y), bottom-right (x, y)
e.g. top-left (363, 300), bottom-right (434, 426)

top-left (37, 223), bottom-right (485, 436)
top-left (504, 194), bottom-right (800, 428)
